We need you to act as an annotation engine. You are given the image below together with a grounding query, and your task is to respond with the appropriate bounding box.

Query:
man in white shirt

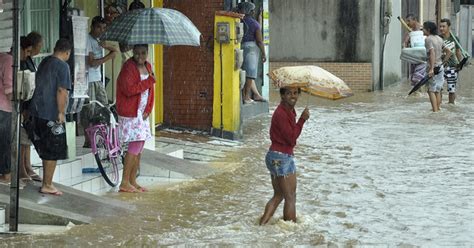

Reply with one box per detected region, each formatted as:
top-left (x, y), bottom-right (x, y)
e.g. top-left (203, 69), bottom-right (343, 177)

top-left (81, 16), bottom-right (118, 147)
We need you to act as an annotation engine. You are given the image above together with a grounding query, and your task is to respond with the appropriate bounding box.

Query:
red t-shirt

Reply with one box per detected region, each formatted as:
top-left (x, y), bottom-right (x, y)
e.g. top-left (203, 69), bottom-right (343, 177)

top-left (269, 103), bottom-right (306, 155)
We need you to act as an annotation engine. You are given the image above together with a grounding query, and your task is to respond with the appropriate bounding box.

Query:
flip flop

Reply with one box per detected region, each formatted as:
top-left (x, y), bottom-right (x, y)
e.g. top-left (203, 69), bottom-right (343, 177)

top-left (118, 187), bottom-right (139, 193)
top-left (254, 98), bottom-right (268, 102)
top-left (39, 190), bottom-right (63, 196)
top-left (137, 186), bottom-right (149, 192)
top-left (29, 174), bottom-right (42, 182)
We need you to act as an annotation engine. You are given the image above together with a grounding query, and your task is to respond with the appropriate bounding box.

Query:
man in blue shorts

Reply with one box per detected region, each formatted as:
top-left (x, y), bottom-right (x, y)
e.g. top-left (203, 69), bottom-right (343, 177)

top-left (27, 39), bottom-right (72, 196)
top-left (260, 86), bottom-right (310, 225)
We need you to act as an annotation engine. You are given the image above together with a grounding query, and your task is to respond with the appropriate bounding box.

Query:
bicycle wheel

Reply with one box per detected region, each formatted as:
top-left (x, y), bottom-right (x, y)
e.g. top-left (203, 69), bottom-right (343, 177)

top-left (93, 130), bottom-right (122, 187)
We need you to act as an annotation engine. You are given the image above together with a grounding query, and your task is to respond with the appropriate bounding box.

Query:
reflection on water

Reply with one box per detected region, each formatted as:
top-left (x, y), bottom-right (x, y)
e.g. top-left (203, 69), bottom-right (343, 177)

top-left (1, 78), bottom-right (473, 246)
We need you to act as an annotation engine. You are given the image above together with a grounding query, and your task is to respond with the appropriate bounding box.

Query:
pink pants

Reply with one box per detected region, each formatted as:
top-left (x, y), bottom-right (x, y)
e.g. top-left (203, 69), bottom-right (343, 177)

top-left (127, 141), bottom-right (145, 155)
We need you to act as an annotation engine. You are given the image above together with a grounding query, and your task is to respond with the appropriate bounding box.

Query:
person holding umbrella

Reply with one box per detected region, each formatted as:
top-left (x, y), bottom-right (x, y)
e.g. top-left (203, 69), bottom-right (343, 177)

top-left (422, 21), bottom-right (450, 112)
top-left (116, 44), bottom-right (155, 193)
top-left (259, 86), bottom-right (310, 225)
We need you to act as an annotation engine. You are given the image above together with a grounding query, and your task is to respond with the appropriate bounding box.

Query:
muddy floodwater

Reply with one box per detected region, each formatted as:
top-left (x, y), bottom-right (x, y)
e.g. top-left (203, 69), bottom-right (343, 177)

top-left (1, 74), bottom-right (473, 247)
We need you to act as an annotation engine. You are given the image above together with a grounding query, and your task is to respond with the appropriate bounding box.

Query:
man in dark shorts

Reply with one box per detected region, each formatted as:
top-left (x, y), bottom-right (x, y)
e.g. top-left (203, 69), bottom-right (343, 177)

top-left (26, 39), bottom-right (72, 196)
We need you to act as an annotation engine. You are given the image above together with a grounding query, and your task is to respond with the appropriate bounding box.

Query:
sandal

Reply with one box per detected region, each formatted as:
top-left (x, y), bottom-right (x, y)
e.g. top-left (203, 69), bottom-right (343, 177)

top-left (39, 189), bottom-right (63, 196)
top-left (244, 99), bottom-right (255, 104)
top-left (118, 187), bottom-right (139, 193)
top-left (137, 186), bottom-right (149, 192)
top-left (29, 174), bottom-right (42, 182)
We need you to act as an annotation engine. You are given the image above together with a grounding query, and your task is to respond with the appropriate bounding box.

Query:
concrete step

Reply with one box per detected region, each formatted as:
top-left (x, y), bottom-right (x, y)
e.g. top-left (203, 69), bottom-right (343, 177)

top-left (0, 181), bottom-right (135, 226)
top-left (30, 145), bottom-right (186, 194)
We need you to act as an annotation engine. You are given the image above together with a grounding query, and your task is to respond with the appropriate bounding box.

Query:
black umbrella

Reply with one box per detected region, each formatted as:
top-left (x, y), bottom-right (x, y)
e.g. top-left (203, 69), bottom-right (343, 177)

top-left (408, 75), bottom-right (430, 95)
top-left (457, 57), bottom-right (468, 72)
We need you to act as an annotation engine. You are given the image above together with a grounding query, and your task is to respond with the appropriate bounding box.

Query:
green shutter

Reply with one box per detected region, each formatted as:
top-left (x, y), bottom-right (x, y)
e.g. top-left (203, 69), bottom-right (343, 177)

top-left (21, 0), bottom-right (60, 63)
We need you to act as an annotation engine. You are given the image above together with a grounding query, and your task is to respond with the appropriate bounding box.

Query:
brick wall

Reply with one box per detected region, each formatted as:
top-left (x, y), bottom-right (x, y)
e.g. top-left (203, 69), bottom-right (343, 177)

top-left (162, 0), bottom-right (223, 130)
top-left (270, 61), bottom-right (374, 92)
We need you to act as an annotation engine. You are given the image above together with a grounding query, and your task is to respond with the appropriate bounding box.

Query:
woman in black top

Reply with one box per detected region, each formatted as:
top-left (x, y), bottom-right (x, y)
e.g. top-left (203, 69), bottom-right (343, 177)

top-left (20, 33), bottom-right (43, 182)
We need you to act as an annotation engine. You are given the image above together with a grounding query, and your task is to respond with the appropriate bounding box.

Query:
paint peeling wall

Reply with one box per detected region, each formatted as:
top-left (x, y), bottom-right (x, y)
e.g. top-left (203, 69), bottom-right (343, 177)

top-left (269, 0), bottom-right (375, 62)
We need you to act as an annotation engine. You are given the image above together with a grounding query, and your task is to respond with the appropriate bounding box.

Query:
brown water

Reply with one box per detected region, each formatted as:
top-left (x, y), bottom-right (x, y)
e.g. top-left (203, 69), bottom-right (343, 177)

top-left (1, 73), bottom-right (473, 246)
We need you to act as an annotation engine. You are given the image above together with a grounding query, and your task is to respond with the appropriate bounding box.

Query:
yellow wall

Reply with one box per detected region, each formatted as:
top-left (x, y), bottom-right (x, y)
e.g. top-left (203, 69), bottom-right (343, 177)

top-left (212, 15), bottom-right (241, 134)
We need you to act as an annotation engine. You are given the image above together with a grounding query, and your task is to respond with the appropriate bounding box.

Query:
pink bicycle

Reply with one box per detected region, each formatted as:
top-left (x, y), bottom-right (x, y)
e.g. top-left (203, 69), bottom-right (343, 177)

top-left (85, 100), bottom-right (123, 187)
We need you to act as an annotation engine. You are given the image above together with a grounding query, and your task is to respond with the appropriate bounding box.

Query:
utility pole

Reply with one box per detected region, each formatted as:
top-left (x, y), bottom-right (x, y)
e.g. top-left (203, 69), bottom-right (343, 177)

top-left (9, 0), bottom-right (21, 232)
top-left (436, 0), bottom-right (442, 24)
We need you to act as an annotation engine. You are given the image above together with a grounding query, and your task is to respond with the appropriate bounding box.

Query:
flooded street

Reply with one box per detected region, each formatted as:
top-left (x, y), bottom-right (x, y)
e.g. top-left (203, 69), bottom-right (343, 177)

top-left (1, 71), bottom-right (474, 246)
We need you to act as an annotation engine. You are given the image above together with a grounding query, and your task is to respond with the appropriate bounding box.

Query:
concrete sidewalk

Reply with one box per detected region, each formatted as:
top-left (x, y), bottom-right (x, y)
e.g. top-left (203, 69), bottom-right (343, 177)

top-left (0, 129), bottom-right (241, 231)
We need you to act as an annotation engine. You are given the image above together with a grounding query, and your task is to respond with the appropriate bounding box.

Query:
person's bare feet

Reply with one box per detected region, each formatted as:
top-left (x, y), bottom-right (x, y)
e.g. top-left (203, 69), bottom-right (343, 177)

top-left (40, 185), bottom-right (63, 196)
top-left (0, 173), bottom-right (11, 184)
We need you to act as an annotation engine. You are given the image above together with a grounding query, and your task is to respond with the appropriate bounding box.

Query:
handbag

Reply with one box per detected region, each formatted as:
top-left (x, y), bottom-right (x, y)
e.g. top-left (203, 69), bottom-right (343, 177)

top-left (18, 70), bottom-right (35, 101)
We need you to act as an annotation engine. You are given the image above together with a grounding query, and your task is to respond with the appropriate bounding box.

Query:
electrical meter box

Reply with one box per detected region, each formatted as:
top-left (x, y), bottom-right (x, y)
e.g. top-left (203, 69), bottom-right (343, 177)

top-left (235, 22), bottom-right (244, 43)
top-left (217, 22), bottom-right (231, 43)
top-left (234, 48), bottom-right (243, 70)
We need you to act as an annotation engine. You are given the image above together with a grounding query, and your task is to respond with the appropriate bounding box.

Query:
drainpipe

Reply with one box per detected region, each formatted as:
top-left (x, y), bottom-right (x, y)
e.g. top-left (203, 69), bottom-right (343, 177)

top-left (379, 0), bottom-right (385, 90)
top-left (379, 0), bottom-right (391, 90)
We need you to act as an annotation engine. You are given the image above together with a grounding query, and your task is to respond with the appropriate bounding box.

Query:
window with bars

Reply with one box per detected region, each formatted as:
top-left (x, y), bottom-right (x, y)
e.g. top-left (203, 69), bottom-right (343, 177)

top-left (21, 0), bottom-right (59, 63)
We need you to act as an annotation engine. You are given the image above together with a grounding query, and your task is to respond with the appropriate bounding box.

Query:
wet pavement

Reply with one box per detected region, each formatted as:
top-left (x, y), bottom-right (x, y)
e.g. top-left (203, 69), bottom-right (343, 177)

top-left (0, 64), bottom-right (473, 246)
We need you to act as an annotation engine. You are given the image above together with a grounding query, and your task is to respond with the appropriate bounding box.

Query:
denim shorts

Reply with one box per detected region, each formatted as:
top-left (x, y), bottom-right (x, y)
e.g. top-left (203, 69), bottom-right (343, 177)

top-left (427, 65), bottom-right (444, 93)
top-left (265, 150), bottom-right (296, 177)
top-left (242, 41), bottom-right (259, 79)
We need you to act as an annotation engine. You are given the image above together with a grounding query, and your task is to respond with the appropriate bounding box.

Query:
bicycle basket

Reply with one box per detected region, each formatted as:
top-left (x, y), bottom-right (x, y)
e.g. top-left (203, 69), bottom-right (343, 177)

top-left (90, 105), bottom-right (111, 125)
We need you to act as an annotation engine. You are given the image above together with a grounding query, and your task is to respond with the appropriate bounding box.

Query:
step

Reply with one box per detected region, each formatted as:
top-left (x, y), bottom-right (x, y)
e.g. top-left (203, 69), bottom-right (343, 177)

top-left (31, 146), bottom-right (185, 194)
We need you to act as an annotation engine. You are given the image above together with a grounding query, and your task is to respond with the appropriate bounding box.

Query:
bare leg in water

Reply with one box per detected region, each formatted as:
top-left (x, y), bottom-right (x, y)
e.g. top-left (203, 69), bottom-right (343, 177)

top-left (428, 91), bottom-right (440, 112)
top-left (260, 175), bottom-right (283, 225)
top-left (448, 92), bottom-right (456, 104)
top-left (260, 173), bottom-right (297, 225)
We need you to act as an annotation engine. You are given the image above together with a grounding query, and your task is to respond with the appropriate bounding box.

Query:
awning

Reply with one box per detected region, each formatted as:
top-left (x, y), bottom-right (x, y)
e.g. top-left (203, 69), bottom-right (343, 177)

top-left (0, 0), bottom-right (12, 53)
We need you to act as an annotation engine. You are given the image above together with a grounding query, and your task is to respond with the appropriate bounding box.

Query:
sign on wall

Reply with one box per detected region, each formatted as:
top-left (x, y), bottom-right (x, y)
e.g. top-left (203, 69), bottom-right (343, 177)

top-left (263, 0), bottom-right (269, 45)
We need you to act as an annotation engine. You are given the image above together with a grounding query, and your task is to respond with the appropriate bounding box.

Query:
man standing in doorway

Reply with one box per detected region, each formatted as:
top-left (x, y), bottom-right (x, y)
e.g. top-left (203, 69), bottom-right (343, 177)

top-left (439, 18), bottom-right (463, 104)
top-left (81, 16), bottom-right (118, 147)
top-left (27, 39), bottom-right (72, 195)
